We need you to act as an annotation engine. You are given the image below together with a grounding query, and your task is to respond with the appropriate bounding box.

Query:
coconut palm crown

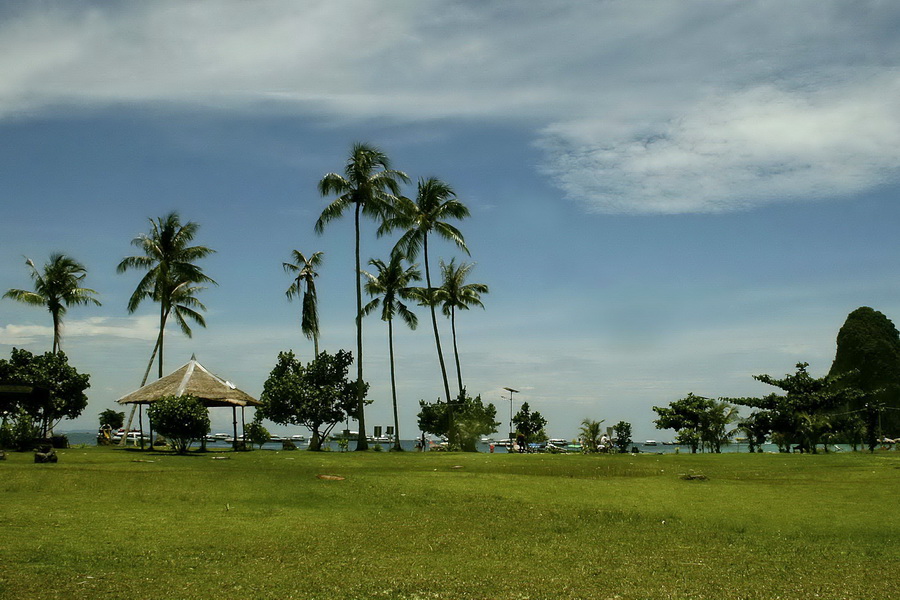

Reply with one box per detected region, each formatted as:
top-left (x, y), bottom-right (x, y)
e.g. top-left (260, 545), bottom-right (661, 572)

top-left (315, 142), bottom-right (409, 451)
top-left (385, 176), bottom-right (470, 405)
top-left (117, 212), bottom-right (216, 379)
top-left (362, 252), bottom-right (421, 451)
top-left (284, 250), bottom-right (324, 356)
top-left (434, 258), bottom-right (488, 396)
top-left (4, 253), bottom-right (101, 353)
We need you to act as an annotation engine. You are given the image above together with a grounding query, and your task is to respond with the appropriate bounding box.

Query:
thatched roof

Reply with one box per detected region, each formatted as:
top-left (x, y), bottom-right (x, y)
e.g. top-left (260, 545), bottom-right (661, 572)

top-left (116, 356), bottom-right (260, 407)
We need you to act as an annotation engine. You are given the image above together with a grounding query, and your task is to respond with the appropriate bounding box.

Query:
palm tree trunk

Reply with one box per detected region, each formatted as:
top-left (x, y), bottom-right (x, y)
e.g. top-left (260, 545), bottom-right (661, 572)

top-left (354, 203), bottom-right (368, 451)
top-left (388, 318), bottom-right (402, 451)
top-left (52, 311), bottom-right (61, 354)
top-left (158, 303), bottom-right (166, 378)
top-left (451, 306), bottom-right (463, 396)
top-left (424, 235), bottom-right (452, 404)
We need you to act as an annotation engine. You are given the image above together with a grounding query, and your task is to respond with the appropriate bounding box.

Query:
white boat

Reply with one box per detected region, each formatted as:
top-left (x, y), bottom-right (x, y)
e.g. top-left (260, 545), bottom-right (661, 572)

top-left (644, 440), bottom-right (658, 446)
top-left (290, 434), bottom-right (306, 443)
top-left (111, 431), bottom-right (149, 442)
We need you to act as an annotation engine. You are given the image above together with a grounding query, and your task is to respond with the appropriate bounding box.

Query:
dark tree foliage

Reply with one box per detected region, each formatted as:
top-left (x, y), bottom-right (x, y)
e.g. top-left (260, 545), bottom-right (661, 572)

top-left (244, 416), bottom-right (270, 450)
top-left (652, 393), bottom-right (712, 453)
top-left (728, 362), bottom-right (862, 453)
top-left (258, 350), bottom-right (365, 451)
top-left (418, 391), bottom-right (499, 452)
top-left (99, 409), bottom-right (125, 431)
top-left (737, 411), bottom-right (771, 453)
top-left (612, 420), bottom-right (633, 454)
top-left (829, 307), bottom-right (900, 435)
top-left (146, 394), bottom-right (210, 454)
top-left (512, 402), bottom-right (548, 445)
top-left (0, 348), bottom-right (90, 437)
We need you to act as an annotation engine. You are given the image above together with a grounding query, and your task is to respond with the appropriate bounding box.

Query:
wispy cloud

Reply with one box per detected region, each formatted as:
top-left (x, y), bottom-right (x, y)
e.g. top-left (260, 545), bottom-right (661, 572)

top-left (1, 1), bottom-right (898, 214)
top-left (0, 315), bottom-right (158, 347)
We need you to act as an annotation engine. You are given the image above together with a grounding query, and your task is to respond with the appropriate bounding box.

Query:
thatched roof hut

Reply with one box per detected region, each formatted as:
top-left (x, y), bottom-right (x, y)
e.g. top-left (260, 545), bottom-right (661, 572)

top-left (117, 356), bottom-right (259, 407)
top-left (116, 356), bottom-right (259, 449)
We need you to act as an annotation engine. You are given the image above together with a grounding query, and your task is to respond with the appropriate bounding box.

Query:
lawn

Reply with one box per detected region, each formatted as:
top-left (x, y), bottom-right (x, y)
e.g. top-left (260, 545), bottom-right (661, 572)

top-left (1, 447), bottom-right (898, 599)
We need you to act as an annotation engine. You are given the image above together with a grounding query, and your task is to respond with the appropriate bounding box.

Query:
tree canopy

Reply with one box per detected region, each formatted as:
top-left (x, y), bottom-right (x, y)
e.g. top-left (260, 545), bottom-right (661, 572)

top-left (0, 348), bottom-right (90, 437)
top-left (146, 395), bottom-right (210, 454)
top-left (258, 350), bottom-right (365, 451)
top-left (418, 391), bottom-right (498, 452)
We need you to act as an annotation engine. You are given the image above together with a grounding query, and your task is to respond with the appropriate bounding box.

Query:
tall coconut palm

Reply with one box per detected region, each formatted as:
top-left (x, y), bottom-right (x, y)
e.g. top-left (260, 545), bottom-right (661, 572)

top-left (387, 177), bottom-right (470, 405)
top-left (283, 250), bottom-right (324, 356)
top-left (361, 253), bottom-right (421, 451)
top-left (579, 418), bottom-right (605, 453)
top-left (315, 142), bottom-right (408, 451)
top-left (434, 258), bottom-right (488, 396)
top-left (117, 212), bottom-right (216, 380)
top-left (4, 253), bottom-right (101, 353)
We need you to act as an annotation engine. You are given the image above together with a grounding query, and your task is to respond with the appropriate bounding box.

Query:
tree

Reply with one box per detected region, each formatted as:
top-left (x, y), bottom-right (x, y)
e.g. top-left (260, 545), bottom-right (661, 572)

top-left (284, 250), bottom-right (324, 356)
top-left (4, 253), bottom-right (101, 354)
top-left (652, 393), bottom-right (715, 453)
top-left (146, 395), bottom-right (210, 454)
top-left (388, 177), bottom-right (470, 407)
top-left (258, 350), bottom-right (365, 451)
top-left (579, 418), bottom-right (605, 453)
top-left (737, 411), bottom-right (771, 453)
top-left (418, 391), bottom-right (499, 452)
top-left (434, 259), bottom-right (488, 396)
top-left (829, 307), bottom-right (900, 435)
top-left (117, 212), bottom-right (216, 380)
top-left (362, 253), bottom-right (421, 451)
top-left (0, 348), bottom-right (90, 437)
top-left (612, 420), bottom-right (633, 454)
top-left (512, 402), bottom-right (548, 447)
top-left (244, 416), bottom-right (270, 450)
top-left (99, 409), bottom-right (125, 431)
top-left (316, 143), bottom-right (408, 451)
top-left (728, 362), bottom-right (863, 453)
top-left (700, 400), bottom-right (738, 453)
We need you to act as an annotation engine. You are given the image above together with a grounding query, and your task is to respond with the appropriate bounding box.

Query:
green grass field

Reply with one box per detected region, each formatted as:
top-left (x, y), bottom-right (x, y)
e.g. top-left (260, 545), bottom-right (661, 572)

top-left (1, 447), bottom-right (898, 599)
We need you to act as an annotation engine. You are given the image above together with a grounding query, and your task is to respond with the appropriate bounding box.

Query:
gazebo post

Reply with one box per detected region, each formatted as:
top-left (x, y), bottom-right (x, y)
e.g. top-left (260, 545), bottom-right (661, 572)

top-left (241, 406), bottom-right (246, 446)
top-left (232, 406), bottom-right (238, 450)
top-left (138, 405), bottom-right (144, 450)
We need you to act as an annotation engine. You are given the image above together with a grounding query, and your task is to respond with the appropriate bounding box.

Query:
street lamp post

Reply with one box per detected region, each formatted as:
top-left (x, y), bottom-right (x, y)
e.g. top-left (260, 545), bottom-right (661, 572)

top-left (503, 387), bottom-right (519, 439)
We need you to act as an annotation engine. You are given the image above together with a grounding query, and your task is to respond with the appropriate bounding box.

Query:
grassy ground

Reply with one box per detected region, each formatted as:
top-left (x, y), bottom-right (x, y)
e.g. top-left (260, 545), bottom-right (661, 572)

top-left (1, 447), bottom-right (898, 600)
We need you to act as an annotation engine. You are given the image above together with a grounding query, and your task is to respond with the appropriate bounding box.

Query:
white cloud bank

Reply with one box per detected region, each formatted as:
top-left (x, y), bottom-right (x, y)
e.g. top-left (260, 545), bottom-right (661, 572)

top-left (0, 316), bottom-right (158, 347)
top-left (1, 0), bottom-right (899, 214)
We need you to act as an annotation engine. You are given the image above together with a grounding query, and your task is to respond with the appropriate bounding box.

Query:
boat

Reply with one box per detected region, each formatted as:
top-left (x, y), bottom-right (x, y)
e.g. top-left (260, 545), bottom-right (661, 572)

top-left (644, 440), bottom-right (658, 446)
top-left (290, 434), bottom-right (306, 443)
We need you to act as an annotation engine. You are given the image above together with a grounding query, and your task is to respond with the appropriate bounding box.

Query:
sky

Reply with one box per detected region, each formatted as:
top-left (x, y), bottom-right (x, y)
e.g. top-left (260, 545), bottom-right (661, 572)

top-left (1, 0), bottom-right (900, 441)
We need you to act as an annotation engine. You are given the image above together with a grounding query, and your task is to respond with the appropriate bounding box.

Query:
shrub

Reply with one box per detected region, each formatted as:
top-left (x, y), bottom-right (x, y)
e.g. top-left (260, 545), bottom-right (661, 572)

top-left (146, 395), bottom-right (210, 454)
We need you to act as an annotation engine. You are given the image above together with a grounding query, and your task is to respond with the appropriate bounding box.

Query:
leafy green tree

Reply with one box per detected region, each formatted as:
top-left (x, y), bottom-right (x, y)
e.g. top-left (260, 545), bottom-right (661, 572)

top-left (146, 395), bottom-right (210, 454)
top-left (612, 420), bottom-right (632, 454)
top-left (418, 391), bottom-right (499, 452)
top-left (829, 307), bottom-right (900, 435)
top-left (579, 418), bottom-right (605, 452)
top-left (700, 400), bottom-right (738, 453)
top-left (0, 408), bottom-right (40, 452)
top-left (0, 348), bottom-right (90, 437)
top-left (4, 253), bottom-right (101, 354)
top-left (434, 259), bottom-right (488, 396)
top-left (728, 362), bottom-right (862, 453)
top-left (652, 393), bottom-right (713, 453)
top-left (362, 253), bottom-right (421, 451)
top-left (512, 402), bottom-right (548, 446)
top-left (258, 350), bottom-right (365, 451)
top-left (388, 177), bottom-right (470, 407)
top-left (284, 250), bottom-right (324, 356)
top-left (244, 417), bottom-right (270, 450)
top-left (737, 411), bottom-right (771, 453)
top-left (99, 409), bottom-right (125, 431)
top-left (117, 212), bottom-right (216, 380)
top-left (316, 143), bottom-right (408, 451)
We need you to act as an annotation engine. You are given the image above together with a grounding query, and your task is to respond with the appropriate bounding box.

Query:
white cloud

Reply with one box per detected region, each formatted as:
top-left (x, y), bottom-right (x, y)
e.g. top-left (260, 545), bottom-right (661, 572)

top-left (0, 315), bottom-right (158, 347)
top-left (1, 1), bottom-right (899, 213)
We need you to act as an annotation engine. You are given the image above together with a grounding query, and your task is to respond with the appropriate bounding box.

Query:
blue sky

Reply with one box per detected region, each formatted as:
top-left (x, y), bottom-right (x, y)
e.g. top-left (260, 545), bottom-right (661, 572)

top-left (1, 1), bottom-right (899, 440)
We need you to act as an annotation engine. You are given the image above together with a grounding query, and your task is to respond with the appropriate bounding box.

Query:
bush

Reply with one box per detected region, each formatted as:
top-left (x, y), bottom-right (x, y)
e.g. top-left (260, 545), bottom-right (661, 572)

top-left (0, 409), bottom-right (41, 451)
top-left (146, 395), bottom-right (210, 454)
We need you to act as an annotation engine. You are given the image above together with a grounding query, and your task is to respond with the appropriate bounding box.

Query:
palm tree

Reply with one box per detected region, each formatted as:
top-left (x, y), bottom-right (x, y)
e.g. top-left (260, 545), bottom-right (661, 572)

top-left (387, 177), bottom-right (470, 405)
top-left (283, 250), bottom-right (324, 356)
top-left (4, 253), bottom-right (101, 353)
top-left (117, 212), bottom-right (216, 380)
top-left (579, 418), bottom-right (605, 453)
top-left (434, 258), bottom-right (488, 396)
top-left (361, 253), bottom-right (421, 451)
top-left (315, 143), bottom-right (408, 451)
